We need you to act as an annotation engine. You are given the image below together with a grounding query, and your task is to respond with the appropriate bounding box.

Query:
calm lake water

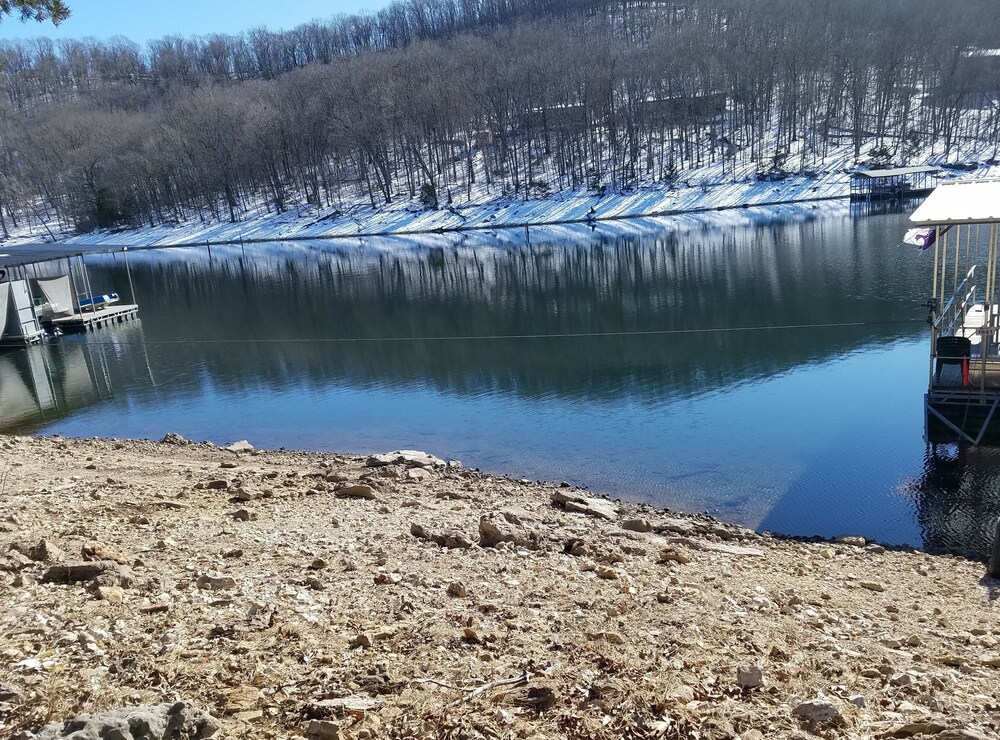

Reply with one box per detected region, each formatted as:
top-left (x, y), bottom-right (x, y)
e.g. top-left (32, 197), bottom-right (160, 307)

top-left (3, 205), bottom-right (998, 554)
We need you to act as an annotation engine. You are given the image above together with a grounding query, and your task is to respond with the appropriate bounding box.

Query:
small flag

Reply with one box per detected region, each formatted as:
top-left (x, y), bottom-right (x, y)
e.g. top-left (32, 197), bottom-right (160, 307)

top-left (904, 228), bottom-right (937, 250)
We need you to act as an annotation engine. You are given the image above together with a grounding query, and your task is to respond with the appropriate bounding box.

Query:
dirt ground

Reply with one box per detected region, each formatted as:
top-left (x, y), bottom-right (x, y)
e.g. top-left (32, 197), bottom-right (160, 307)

top-left (1, 433), bottom-right (998, 739)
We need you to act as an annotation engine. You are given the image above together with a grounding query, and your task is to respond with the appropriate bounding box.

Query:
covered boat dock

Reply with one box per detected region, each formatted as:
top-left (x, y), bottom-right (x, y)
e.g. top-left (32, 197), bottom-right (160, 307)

top-left (911, 179), bottom-right (1000, 443)
top-left (852, 165), bottom-right (940, 201)
top-left (0, 244), bottom-right (139, 346)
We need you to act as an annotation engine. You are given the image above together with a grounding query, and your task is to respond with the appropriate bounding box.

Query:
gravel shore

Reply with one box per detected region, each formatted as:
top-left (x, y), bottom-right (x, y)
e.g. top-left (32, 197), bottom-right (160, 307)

top-left (1, 434), bottom-right (998, 739)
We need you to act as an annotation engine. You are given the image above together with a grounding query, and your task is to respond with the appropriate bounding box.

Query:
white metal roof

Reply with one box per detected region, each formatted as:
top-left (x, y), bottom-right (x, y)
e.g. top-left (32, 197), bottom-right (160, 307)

top-left (853, 165), bottom-right (940, 178)
top-left (910, 179), bottom-right (1000, 225)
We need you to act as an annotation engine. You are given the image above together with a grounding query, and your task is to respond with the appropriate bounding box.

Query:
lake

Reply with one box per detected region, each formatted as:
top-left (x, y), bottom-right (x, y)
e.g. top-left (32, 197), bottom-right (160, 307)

top-left (3, 204), bottom-right (997, 554)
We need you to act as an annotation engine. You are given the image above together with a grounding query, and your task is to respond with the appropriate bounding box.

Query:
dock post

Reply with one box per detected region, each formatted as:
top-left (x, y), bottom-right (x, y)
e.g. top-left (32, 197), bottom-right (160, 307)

top-left (123, 247), bottom-right (136, 304)
top-left (80, 254), bottom-right (95, 316)
top-left (990, 517), bottom-right (1000, 579)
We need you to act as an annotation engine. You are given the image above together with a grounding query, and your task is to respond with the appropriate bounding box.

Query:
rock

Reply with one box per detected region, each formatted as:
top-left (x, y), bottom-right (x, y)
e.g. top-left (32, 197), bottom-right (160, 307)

top-left (196, 574), bottom-right (236, 590)
top-left (659, 547), bottom-right (693, 565)
top-left (366, 450), bottom-right (445, 468)
top-left (883, 721), bottom-right (952, 738)
top-left (336, 484), bottom-right (377, 500)
top-left (443, 531), bottom-right (473, 549)
top-left (225, 440), bottom-right (255, 453)
top-left (161, 432), bottom-right (191, 445)
top-left (410, 523), bottom-right (441, 544)
top-left (405, 467), bottom-right (431, 481)
top-left (231, 509), bottom-right (254, 521)
top-left (621, 518), bottom-right (652, 533)
top-left (511, 685), bottom-right (557, 710)
top-left (737, 665), bottom-right (763, 689)
top-left (305, 719), bottom-right (342, 740)
top-left (22, 701), bottom-right (220, 739)
top-left (158, 500), bottom-right (190, 510)
top-left (81, 540), bottom-right (131, 565)
top-left (220, 461), bottom-right (238, 469)
top-left (791, 698), bottom-right (842, 725)
top-left (654, 517), bottom-right (697, 536)
top-left (848, 695), bottom-right (866, 707)
top-left (668, 685), bottom-right (695, 704)
top-left (308, 695), bottom-right (381, 716)
top-left (595, 566), bottom-right (620, 580)
top-left (231, 488), bottom-right (257, 502)
top-left (410, 523), bottom-right (471, 549)
top-left (221, 686), bottom-right (260, 714)
top-left (836, 535), bottom-right (867, 546)
top-left (12, 572), bottom-right (33, 587)
top-left (447, 581), bottom-right (467, 597)
top-left (21, 539), bottom-right (65, 562)
top-left (890, 673), bottom-right (913, 687)
top-left (860, 580), bottom-right (886, 592)
top-left (478, 512), bottom-right (542, 550)
top-left (550, 490), bottom-right (617, 520)
top-left (0, 684), bottom-right (19, 703)
top-left (564, 538), bottom-right (589, 556)
top-left (351, 632), bottom-right (374, 648)
top-left (206, 480), bottom-right (229, 490)
top-left (1, 550), bottom-right (33, 572)
top-left (42, 561), bottom-right (134, 587)
top-left (96, 586), bottom-right (125, 604)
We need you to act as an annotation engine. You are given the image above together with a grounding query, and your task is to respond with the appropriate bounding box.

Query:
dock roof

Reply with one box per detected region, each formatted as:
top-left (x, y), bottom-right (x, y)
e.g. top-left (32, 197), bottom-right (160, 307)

top-left (853, 165), bottom-right (940, 178)
top-left (910, 179), bottom-right (1000, 225)
top-left (0, 243), bottom-right (119, 271)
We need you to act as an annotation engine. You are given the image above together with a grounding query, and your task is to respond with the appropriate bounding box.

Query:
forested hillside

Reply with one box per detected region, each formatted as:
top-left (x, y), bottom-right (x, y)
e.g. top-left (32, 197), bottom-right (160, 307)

top-left (0, 0), bottom-right (998, 236)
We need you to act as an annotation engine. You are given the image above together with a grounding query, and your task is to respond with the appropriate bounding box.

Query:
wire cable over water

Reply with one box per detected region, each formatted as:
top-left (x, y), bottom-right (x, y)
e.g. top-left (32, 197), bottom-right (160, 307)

top-left (71, 318), bottom-right (927, 344)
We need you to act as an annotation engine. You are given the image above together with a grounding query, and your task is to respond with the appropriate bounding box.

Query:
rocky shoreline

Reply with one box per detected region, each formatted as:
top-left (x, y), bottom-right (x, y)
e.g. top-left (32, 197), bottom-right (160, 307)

top-left (1, 434), bottom-right (998, 739)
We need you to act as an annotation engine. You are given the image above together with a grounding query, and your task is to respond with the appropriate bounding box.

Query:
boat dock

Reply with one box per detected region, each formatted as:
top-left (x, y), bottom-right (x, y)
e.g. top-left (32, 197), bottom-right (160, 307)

top-left (51, 303), bottom-right (140, 333)
top-left (0, 245), bottom-right (139, 347)
top-left (852, 165), bottom-right (940, 201)
top-left (910, 179), bottom-right (1000, 444)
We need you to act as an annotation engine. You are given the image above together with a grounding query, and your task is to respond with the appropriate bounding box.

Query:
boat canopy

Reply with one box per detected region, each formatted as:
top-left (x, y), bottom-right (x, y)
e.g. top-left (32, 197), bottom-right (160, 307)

top-left (910, 179), bottom-right (1000, 225)
top-left (853, 165), bottom-right (940, 179)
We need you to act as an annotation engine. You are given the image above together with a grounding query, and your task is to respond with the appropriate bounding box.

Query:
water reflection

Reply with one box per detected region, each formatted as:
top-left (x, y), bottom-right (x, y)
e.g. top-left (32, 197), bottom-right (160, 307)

top-left (4, 210), bottom-right (999, 553)
top-left (905, 445), bottom-right (1000, 554)
top-left (81, 212), bottom-right (927, 406)
top-left (0, 323), bottom-right (153, 435)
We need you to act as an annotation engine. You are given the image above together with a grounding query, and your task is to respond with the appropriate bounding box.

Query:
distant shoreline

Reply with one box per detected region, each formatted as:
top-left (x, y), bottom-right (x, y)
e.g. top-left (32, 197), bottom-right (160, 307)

top-left (2, 171), bottom-right (857, 252)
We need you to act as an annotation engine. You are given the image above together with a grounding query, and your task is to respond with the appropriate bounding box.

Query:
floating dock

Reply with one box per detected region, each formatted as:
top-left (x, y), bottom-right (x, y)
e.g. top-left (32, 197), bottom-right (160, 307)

top-left (52, 303), bottom-right (140, 333)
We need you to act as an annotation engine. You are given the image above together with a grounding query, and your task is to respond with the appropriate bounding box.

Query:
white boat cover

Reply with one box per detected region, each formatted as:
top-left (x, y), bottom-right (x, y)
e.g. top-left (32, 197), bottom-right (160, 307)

top-left (910, 180), bottom-right (1000, 225)
top-left (35, 275), bottom-right (74, 316)
top-left (0, 281), bottom-right (9, 338)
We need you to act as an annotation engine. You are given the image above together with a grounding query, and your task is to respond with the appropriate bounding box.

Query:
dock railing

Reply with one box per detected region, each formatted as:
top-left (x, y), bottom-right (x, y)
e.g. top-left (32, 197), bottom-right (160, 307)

top-left (934, 265), bottom-right (977, 338)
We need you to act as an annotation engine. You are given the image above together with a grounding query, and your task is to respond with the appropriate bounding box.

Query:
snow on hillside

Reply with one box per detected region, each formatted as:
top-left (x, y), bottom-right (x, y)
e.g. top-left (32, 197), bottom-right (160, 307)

top-left (2, 134), bottom-right (997, 251)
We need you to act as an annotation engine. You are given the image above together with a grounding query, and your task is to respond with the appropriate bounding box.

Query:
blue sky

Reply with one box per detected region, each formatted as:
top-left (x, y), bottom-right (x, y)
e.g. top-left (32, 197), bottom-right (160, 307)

top-left (0, 0), bottom-right (390, 44)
